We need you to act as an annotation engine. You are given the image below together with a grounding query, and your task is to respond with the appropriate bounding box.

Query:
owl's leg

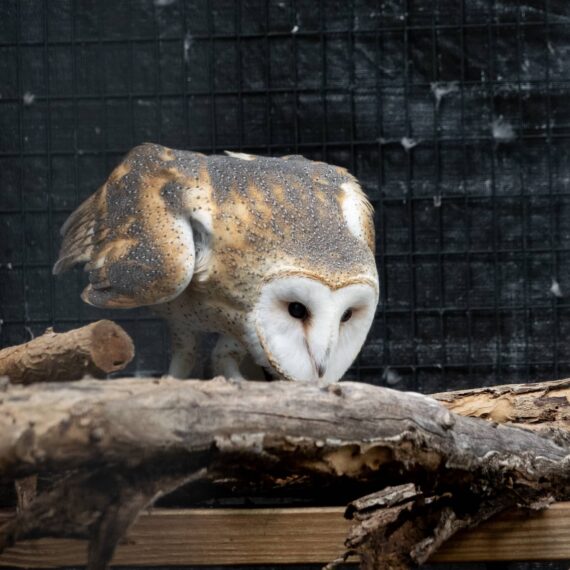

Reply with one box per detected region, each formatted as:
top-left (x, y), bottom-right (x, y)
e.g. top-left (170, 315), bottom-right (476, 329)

top-left (211, 335), bottom-right (247, 380)
top-left (168, 327), bottom-right (198, 379)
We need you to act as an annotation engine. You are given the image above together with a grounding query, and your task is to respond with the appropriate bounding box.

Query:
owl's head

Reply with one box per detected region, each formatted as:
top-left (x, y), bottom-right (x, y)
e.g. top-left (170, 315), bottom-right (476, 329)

top-left (248, 273), bottom-right (378, 385)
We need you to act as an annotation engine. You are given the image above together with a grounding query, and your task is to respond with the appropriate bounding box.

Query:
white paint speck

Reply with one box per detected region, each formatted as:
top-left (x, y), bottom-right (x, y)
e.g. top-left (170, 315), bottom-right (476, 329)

top-left (431, 81), bottom-right (458, 110)
top-left (383, 367), bottom-right (402, 386)
top-left (492, 116), bottom-right (516, 142)
top-left (291, 25), bottom-right (299, 33)
top-left (550, 278), bottom-right (563, 298)
top-left (401, 136), bottom-right (418, 151)
top-left (94, 126), bottom-right (101, 135)
top-left (23, 92), bottom-right (35, 105)
top-left (183, 31), bottom-right (193, 62)
top-left (154, 0), bottom-right (176, 5)
top-left (522, 59), bottom-right (531, 73)
top-left (433, 195), bottom-right (442, 208)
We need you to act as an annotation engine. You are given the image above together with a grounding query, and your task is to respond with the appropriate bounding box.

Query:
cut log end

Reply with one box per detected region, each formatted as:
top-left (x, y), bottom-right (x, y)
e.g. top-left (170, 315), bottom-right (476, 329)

top-left (88, 320), bottom-right (135, 374)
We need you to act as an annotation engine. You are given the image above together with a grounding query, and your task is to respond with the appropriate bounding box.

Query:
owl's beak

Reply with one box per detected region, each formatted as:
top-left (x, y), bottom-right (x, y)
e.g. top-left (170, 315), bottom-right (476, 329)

top-left (313, 346), bottom-right (331, 379)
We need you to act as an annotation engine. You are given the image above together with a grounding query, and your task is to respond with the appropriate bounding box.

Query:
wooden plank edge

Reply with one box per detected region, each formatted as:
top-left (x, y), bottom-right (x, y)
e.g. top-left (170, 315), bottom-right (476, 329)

top-left (1, 503), bottom-right (569, 567)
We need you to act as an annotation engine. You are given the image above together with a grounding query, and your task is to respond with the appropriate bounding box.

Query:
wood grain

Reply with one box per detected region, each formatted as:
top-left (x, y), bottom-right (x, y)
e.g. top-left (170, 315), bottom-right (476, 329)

top-left (1, 504), bottom-right (569, 567)
top-left (0, 320), bottom-right (134, 384)
top-left (2, 377), bottom-right (570, 568)
top-left (434, 378), bottom-right (570, 432)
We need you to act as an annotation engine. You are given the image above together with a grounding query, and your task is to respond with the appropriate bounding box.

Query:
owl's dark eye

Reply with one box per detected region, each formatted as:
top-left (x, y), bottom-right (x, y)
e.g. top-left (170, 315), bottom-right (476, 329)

top-left (341, 309), bottom-right (353, 323)
top-left (288, 302), bottom-right (308, 320)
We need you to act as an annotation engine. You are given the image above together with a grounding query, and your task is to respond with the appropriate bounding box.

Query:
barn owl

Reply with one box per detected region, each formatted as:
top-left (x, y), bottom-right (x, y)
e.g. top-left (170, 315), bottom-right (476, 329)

top-left (54, 143), bottom-right (379, 384)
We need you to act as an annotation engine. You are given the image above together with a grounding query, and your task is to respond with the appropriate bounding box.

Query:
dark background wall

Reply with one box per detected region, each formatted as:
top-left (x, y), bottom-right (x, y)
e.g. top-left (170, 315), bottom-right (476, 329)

top-left (1, 0), bottom-right (570, 398)
top-left (1, 2), bottom-right (569, 569)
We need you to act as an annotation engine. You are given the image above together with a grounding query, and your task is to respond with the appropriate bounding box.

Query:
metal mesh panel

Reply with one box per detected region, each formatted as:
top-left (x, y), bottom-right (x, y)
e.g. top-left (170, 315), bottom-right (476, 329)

top-left (1, 0), bottom-right (569, 395)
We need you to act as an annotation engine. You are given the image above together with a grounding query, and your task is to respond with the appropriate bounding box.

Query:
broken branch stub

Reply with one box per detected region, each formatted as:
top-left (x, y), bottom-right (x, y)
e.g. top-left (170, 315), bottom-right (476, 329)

top-left (0, 320), bottom-right (134, 384)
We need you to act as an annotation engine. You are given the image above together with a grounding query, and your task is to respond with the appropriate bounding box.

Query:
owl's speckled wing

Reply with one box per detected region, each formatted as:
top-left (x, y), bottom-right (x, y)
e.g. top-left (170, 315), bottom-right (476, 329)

top-left (53, 143), bottom-right (210, 308)
top-left (54, 143), bottom-right (377, 311)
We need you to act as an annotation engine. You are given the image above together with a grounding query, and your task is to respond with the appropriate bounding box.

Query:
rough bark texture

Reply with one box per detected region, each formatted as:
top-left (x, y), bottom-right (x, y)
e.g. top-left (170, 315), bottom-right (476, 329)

top-left (0, 321), bottom-right (134, 384)
top-left (14, 476), bottom-right (36, 513)
top-left (0, 377), bottom-right (569, 569)
top-left (434, 378), bottom-right (570, 433)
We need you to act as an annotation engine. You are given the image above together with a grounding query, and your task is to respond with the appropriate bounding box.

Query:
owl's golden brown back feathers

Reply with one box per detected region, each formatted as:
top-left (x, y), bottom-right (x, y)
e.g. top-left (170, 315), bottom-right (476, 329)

top-left (54, 143), bottom-right (377, 310)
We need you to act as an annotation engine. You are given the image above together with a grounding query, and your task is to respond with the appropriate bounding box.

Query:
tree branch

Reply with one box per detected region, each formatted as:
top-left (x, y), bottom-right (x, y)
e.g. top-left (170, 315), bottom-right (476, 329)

top-left (0, 320), bottom-right (134, 384)
top-left (1, 377), bottom-right (569, 568)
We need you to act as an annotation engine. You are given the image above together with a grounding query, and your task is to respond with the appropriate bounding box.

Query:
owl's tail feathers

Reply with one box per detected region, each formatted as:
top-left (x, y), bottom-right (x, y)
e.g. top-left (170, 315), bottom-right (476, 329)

top-left (52, 193), bottom-right (98, 275)
top-left (53, 194), bottom-right (127, 308)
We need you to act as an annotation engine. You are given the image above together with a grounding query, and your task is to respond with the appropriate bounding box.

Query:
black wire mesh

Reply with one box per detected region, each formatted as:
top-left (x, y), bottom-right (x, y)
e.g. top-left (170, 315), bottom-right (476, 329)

top-left (0, 0), bottom-right (569, 396)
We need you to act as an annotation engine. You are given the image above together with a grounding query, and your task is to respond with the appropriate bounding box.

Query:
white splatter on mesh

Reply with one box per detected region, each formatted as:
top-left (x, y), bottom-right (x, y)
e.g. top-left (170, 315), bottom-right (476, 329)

top-left (550, 278), bottom-right (563, 298)
top-left (492, 117), bottom-right (516, 142)
top-left (401, 137), bottom-right (418, 151)
top-left (23, 92), bottom-right (35, 105)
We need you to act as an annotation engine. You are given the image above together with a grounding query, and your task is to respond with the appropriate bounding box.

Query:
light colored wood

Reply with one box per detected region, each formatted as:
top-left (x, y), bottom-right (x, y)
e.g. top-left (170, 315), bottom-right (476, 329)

top-left (1, 504), bottom-right (569, 567)
top-left (0, 320), bottom-right (134, 384)
top-left (434, 378), bottom-right (570, 432)
top-left (434, 502), bottom-right (570, 562)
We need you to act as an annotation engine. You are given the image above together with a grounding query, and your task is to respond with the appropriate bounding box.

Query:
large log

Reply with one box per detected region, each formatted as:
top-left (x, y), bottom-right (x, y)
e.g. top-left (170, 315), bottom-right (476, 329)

top-left (0, 377), bottom-right (569, 569)
top-left (0, 320), bottom-right (134, 384)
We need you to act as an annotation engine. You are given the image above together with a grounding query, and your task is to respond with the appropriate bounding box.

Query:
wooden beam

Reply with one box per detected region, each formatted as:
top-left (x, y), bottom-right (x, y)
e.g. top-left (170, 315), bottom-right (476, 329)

top-left (1, 504), bottom-right (569, 567)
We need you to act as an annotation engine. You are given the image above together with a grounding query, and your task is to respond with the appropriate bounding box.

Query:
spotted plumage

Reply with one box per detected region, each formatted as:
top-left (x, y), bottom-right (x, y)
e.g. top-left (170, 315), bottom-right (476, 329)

top-left (54, 143), bottom-right (379, 384)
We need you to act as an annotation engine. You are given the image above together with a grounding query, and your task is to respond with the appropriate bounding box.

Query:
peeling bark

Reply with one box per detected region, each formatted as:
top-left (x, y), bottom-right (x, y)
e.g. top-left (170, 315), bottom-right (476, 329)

top-left (0, 377), bottom-right (570, 569)
top-left (0, 320), bottom-right (134, 384)
top-left (344, 484), bottom-right (514, 569)
top-left (433, 378), bottom-right (570, 432)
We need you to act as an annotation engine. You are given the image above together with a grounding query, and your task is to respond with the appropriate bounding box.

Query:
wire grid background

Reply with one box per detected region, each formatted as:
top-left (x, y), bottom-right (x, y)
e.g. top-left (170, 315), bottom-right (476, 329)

top-left (0, 0), bottom-right (569, 396)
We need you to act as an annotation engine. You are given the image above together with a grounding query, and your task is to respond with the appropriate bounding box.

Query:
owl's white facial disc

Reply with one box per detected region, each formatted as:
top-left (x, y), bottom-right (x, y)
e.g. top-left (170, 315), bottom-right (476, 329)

top-left (250, 276), bottom-right (378, 385)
